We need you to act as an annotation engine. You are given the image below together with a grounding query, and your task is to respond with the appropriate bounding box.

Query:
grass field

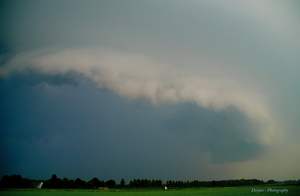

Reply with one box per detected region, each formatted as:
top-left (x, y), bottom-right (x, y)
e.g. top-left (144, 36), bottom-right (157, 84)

top-left (1, 186), bottom-right (299, 196)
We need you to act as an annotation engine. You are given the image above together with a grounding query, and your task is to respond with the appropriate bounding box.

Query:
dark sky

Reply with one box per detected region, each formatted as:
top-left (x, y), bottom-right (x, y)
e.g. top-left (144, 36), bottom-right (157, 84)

top-left (1, 0), bottom-right (300, 182)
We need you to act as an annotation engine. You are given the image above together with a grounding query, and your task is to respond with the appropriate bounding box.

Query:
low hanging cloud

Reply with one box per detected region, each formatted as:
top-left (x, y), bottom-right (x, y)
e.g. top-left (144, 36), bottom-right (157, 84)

top-left (0, 47), bottom-right (278, 145)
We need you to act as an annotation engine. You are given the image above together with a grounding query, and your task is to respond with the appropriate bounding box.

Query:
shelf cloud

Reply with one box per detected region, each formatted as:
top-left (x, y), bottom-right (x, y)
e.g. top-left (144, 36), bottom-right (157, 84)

top-left (0, 47), bottom-right (278, 146)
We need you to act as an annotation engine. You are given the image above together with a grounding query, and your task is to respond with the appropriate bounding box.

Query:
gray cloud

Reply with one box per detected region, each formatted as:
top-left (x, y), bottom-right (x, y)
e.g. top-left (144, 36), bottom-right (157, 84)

top-left (0, 47), bottom-right (278, 146)
top-left (162, 104), bottom-right (263, 163)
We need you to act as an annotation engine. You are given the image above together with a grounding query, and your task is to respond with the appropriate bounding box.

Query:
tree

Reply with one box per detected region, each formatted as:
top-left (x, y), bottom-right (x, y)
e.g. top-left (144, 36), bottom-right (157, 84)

top-left (49, 174), bottom-right (64, 188)
top-left (57, 178), bottom-right (64, 188)
top-left (152, 179), bottom-right (155, 187)
top-left (212, 180), bottom-right (217, 187)
top-left (22, 178), bottom-right (31, 188)
top-left (50, 174), bottom-right (58, 188)
top-left (63, 177), bottom-right (70, 188)
top-left (87, 177), bottom-right (102, 189)
top-left (155, 180), bottom-right (162, 187)
top-left (75, 178), bottom-right (86, 189)
top-left (136, 179), bottom-right (141, 187)
top-left (0, 175), bottom-right (10, 188)
top-left (120, 179), bottom-right (125, 188)
top-left (92, 177), bottom-right (102, 188)
top-left (10, 174), bottom-right (23, 188)
top-left (105, 179), bottom-right (116, 188)
top-left (69, 179), bottom-right (75, 188)
top-left (87, 179), bottom-right (94, 189)
top-left (267, 179), bottom-right (276, 184)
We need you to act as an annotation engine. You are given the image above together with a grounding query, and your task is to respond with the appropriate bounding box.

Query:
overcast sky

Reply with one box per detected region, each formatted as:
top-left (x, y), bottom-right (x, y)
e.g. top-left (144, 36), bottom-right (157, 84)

top-left (1, 0), bottom-right (300, 182)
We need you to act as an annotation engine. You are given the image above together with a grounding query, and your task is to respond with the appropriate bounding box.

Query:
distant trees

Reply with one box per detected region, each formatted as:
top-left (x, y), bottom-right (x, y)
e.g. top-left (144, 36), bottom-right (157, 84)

top-left (1, 174), bottom-right (299, 189)
top-left (75, 178), bottom-right (86, 188)
top-left (87, 177), bottom-right (104, 188)
top-left (0, 174), bottom-right (42, 189)
top-left (105, 179), bottom-right (116, 188)
top-left (36, 175), bottom-right (113, 189)
top-left (120, 179), bottom-right (125, 188)
top-left (164, 179), bottom-right (265, 188)
top-left (1, 175), bottom-right (10, 188)
top-left (46, 174), bottom-right (64, 188)
top-left (129, 179), bottom-right (162, 188)
top-left (63, 177), bottom-right (70, 188)
top-left (266, 179), bottom-right (276, 184)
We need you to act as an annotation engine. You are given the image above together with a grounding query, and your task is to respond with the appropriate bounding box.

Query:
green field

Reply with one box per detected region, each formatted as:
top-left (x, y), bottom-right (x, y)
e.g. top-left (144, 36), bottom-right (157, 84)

top-left (1, 186), bottom-right (299, 196)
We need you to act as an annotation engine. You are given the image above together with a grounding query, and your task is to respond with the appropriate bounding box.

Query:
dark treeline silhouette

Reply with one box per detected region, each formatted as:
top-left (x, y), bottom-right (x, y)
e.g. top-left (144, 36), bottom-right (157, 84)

top-left (1, 174), bottom-right (299, 189)
top-left (0, 174), bottom-right (115, 189)
top-left (129, 179), bottom-right (162, 188)
top-left (165, 179), bottom-right (265, 188)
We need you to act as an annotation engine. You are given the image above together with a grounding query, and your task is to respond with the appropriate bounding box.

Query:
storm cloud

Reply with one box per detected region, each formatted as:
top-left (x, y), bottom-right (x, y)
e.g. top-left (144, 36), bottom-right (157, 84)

top-left (0, 47), bottom-right (278, 146)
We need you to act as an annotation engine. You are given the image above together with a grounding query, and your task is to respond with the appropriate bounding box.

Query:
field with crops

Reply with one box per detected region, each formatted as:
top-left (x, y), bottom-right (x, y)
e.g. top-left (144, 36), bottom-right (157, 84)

top-left (1, 186), bottom-right (299, 196)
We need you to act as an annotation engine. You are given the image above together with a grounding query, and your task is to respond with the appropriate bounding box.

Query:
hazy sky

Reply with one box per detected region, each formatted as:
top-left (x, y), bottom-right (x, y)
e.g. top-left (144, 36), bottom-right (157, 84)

top-left (1, 0), bottom-right (300, 182)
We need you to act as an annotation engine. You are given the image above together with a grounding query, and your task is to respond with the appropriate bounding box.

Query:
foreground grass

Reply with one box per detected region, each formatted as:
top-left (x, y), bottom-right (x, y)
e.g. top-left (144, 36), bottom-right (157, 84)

top-left (1, 186), bottom-right (299, 196)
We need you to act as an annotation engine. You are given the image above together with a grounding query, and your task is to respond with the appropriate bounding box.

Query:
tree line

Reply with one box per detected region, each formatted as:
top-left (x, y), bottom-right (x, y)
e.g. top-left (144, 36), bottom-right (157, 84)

top-left (0, 174), bottom-right (115, 189)
top-left (1, 174), bottom-right (299, 189)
